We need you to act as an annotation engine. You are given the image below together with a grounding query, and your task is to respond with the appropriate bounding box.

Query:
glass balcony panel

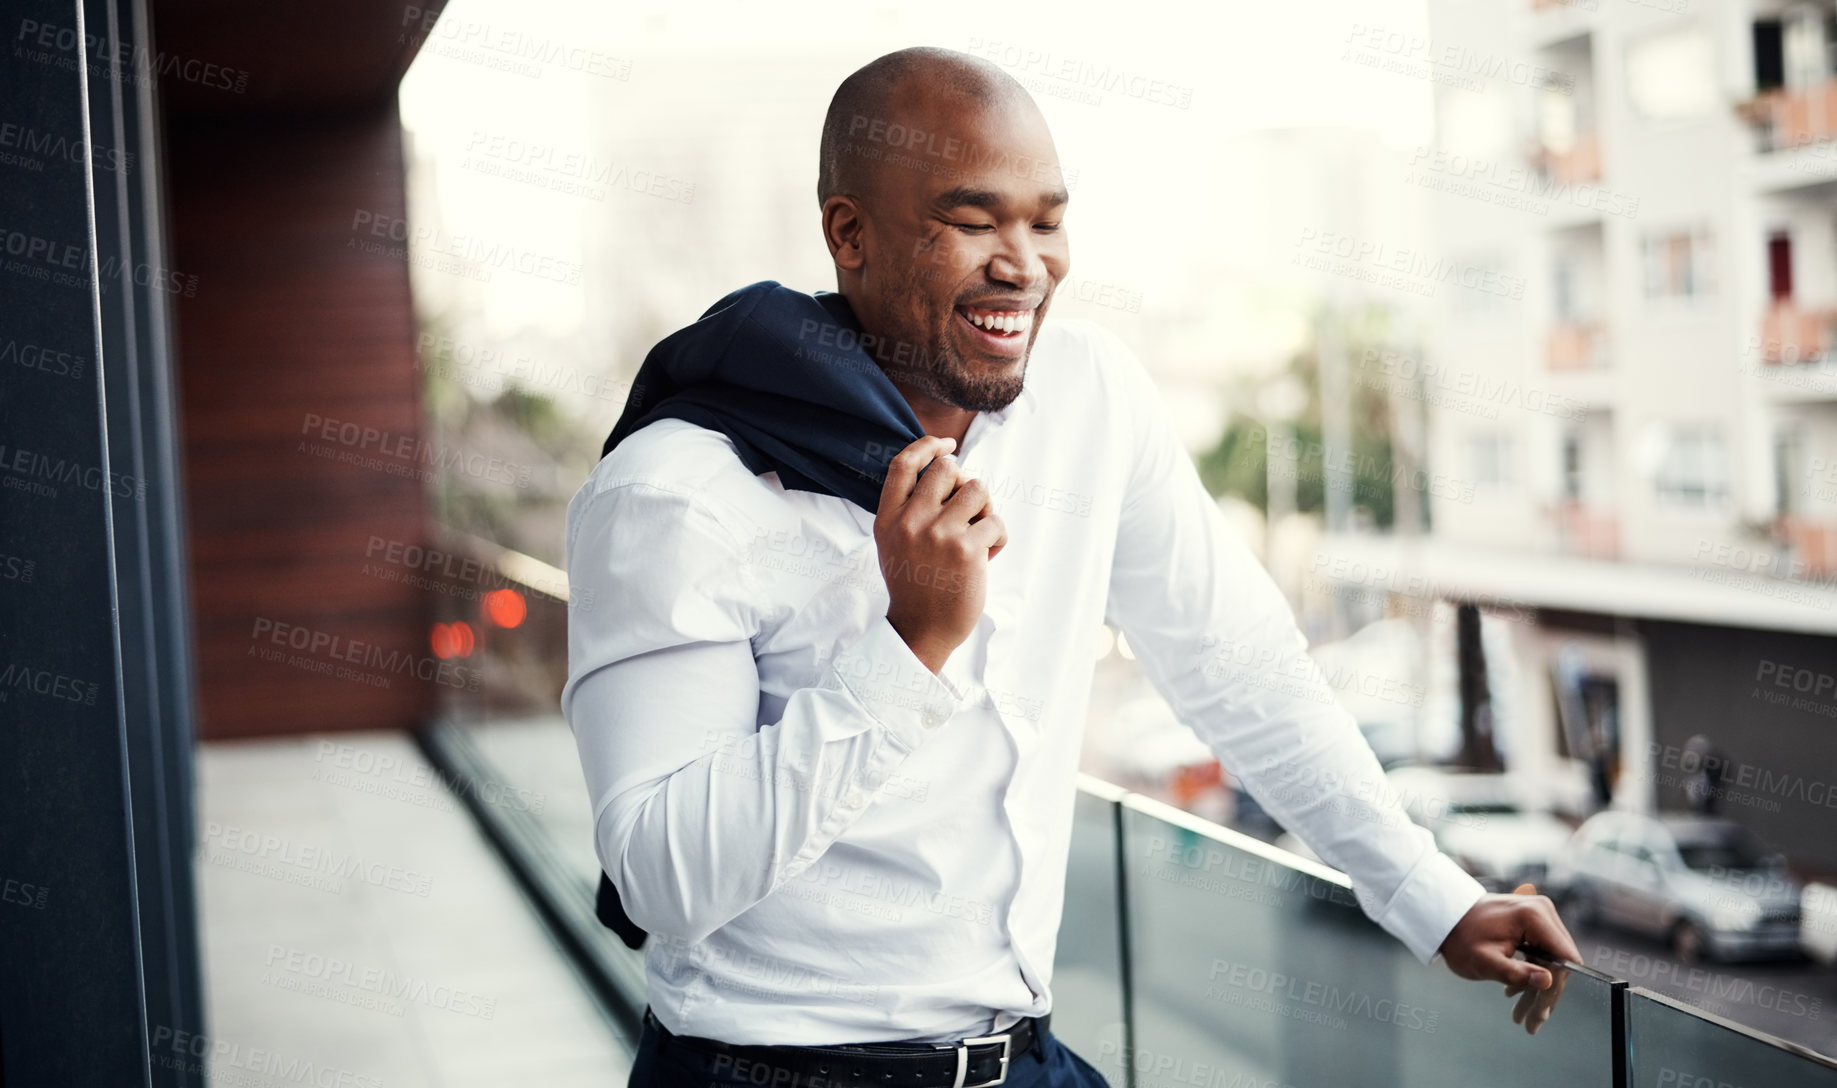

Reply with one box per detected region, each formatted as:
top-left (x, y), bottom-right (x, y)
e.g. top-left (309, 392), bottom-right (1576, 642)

top-left (1053, 779), bottom-right (1131, 1084)
top-left (1627, 986), bottom-right (1837, 1087)
top-left (1119, 798), bottom-right (1618, 1088)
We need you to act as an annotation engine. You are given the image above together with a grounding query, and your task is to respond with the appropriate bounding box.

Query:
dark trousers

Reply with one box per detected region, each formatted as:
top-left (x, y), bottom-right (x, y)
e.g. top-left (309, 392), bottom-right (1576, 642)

top-left (627, 1011), bottom-right (1112, 1088)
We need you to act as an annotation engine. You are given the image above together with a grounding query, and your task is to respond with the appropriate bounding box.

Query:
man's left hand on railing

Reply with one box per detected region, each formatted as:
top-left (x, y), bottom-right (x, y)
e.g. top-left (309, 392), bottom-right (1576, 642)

top-left (1438, 883), bottom-right (1583, 1036)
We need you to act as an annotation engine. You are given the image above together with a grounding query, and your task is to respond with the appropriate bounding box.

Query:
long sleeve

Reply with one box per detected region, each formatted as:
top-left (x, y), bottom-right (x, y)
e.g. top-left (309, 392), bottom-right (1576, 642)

top-left (561, 478), bottom-right (964, 945)
top-left (1098, 334), bottom-right (1486, 964)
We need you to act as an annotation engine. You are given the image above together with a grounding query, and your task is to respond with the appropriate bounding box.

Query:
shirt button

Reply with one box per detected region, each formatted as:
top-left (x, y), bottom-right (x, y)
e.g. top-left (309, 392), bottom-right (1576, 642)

top-left (844, 791), bottom-right (865, 810)
top-left (923, 709), bottom-right (946, 728)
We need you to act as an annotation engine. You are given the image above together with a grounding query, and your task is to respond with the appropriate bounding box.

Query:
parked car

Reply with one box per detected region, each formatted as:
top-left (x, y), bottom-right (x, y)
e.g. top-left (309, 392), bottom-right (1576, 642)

top-left (1382, 765), bottom-right (1576, 893)
top-left (1272, 766), bottom-right (1574, 892)
top-left (1802, 883), bottom-right (1837, 967)
top-left (1549, 811), bottom-right (1803, 963)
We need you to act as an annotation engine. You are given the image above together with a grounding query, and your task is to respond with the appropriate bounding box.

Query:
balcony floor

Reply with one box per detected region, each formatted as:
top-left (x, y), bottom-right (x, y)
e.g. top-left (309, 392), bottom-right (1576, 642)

top-left (195, 730), bottom-right (632, 1088)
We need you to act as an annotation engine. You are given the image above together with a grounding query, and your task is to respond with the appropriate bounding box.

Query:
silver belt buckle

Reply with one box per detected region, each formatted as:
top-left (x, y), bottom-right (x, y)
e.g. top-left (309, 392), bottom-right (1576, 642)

top-left (951, 1031), bottom-right (1011, 1088)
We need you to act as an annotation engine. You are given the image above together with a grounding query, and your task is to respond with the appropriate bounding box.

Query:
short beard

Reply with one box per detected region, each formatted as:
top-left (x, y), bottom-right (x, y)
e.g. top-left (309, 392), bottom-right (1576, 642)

top-left (874, 268), bottom-right (1028, 413)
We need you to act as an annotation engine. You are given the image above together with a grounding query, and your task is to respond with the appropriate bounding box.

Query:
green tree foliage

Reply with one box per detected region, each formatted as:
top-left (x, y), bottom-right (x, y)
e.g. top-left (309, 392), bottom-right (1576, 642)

top-left (1196, 306), bottom-right (1418, 531)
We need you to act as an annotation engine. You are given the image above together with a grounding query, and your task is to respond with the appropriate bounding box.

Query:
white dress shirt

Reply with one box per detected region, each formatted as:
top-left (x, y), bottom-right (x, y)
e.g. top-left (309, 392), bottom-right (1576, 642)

top-left (562, 316), bottom-right (1486, 1046)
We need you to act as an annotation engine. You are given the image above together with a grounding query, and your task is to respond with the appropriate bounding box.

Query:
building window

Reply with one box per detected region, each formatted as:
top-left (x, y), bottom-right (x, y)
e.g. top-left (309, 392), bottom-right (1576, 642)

top-left (1561, 428), bottom-right (1584, 501)
top-left (1538, 78), bottom-right (1579, 155)
top-left (1642, 228), bottom-right (1714, 302)
top-left (1554, 256), bottom-right (1578, 321)
top-left (1466, 431), bottom-right (1515, 490)
top-left (1774, 427), bottom-right (1803, 516)
top-left (1653, 425), bottom-right (1729, 508)
top-left (1755, 19), bottom-right (1786, 92)
top-left (1782, 8), bottom-right (1836, 89)
top-left (1768, 231), bottom-right (1793, 302)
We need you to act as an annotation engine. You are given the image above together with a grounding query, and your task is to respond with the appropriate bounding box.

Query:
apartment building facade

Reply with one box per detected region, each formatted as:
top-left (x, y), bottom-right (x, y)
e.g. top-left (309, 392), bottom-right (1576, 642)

top-left (1419, 0), bottom-right (1837, 565)
top-left (1318, 0), bottom-right (1837, 869)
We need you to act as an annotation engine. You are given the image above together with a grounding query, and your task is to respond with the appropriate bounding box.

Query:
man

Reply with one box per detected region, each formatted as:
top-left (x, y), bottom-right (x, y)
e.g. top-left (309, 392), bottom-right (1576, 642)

top-left (563, 46), bottom-right (1581, 1088)
top-left (1682, 734), bottom-right (1727, 815)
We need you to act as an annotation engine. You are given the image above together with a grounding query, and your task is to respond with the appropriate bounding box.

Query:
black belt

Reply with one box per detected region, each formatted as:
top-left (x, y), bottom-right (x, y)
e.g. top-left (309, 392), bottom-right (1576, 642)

top-left (644, 1007), bottom-right (1050, 1087)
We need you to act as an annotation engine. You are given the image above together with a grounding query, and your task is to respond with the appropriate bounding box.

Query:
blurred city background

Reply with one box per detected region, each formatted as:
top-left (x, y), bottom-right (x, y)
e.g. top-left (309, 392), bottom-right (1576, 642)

top-left (387, 0), bottom-right (1837, 1063)
top-left (12, 0), bottom-right (1837, 1084)
top-left (409, 0), bottom-right (1837, 1036)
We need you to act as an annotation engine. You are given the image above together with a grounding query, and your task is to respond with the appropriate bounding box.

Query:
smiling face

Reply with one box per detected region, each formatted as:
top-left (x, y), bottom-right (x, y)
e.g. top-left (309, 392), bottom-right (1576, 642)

top-left (822, 77), bottom-right (1071, 415)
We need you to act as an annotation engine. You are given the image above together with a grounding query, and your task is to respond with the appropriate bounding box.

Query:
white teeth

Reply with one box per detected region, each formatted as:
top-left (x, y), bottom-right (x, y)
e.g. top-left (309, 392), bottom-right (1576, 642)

top-left (964, 309), bottom-right (1032, 334)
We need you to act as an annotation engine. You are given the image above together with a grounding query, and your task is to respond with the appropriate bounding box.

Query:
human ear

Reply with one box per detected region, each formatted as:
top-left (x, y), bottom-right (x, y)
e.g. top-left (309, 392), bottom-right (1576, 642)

top-left (822, 196), bottom-right (866, 271)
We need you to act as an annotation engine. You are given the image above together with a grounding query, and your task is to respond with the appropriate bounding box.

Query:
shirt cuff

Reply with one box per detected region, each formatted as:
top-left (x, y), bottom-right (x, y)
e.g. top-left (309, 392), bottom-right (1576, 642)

top-left (827, 617), bottom-right (966, 751)
top-left (1369, 849), bottom-right (1489, 965)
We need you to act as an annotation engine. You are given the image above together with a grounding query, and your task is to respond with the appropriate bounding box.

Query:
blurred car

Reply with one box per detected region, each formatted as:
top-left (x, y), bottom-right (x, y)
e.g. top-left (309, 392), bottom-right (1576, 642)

top-left (1270, 766), bottom-right (1573, 891)
top-left (1802, 883), bottom-right (1837, 967)
top-left (1382, 765), bottom-right (1575, 892)
top-left (1549, 811), bottom-right (1803, 963)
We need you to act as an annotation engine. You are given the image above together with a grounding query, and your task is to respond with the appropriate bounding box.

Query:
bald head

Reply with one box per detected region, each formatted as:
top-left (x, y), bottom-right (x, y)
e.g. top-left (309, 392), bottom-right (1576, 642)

top-left (815, 47), bottom-right (1069, 420)
top-left (817, 47), bottom-right (1033, 206)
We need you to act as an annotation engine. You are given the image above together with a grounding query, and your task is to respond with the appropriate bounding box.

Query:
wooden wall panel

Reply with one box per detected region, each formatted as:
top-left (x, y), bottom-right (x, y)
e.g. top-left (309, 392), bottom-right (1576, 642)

top-left (166, 106), bottom-right (436, 739)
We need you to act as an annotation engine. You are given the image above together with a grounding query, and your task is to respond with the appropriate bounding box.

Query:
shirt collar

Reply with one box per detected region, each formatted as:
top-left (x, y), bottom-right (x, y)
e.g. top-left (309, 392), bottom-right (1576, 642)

top-left (981, 372), bottom-right (1039, 426)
